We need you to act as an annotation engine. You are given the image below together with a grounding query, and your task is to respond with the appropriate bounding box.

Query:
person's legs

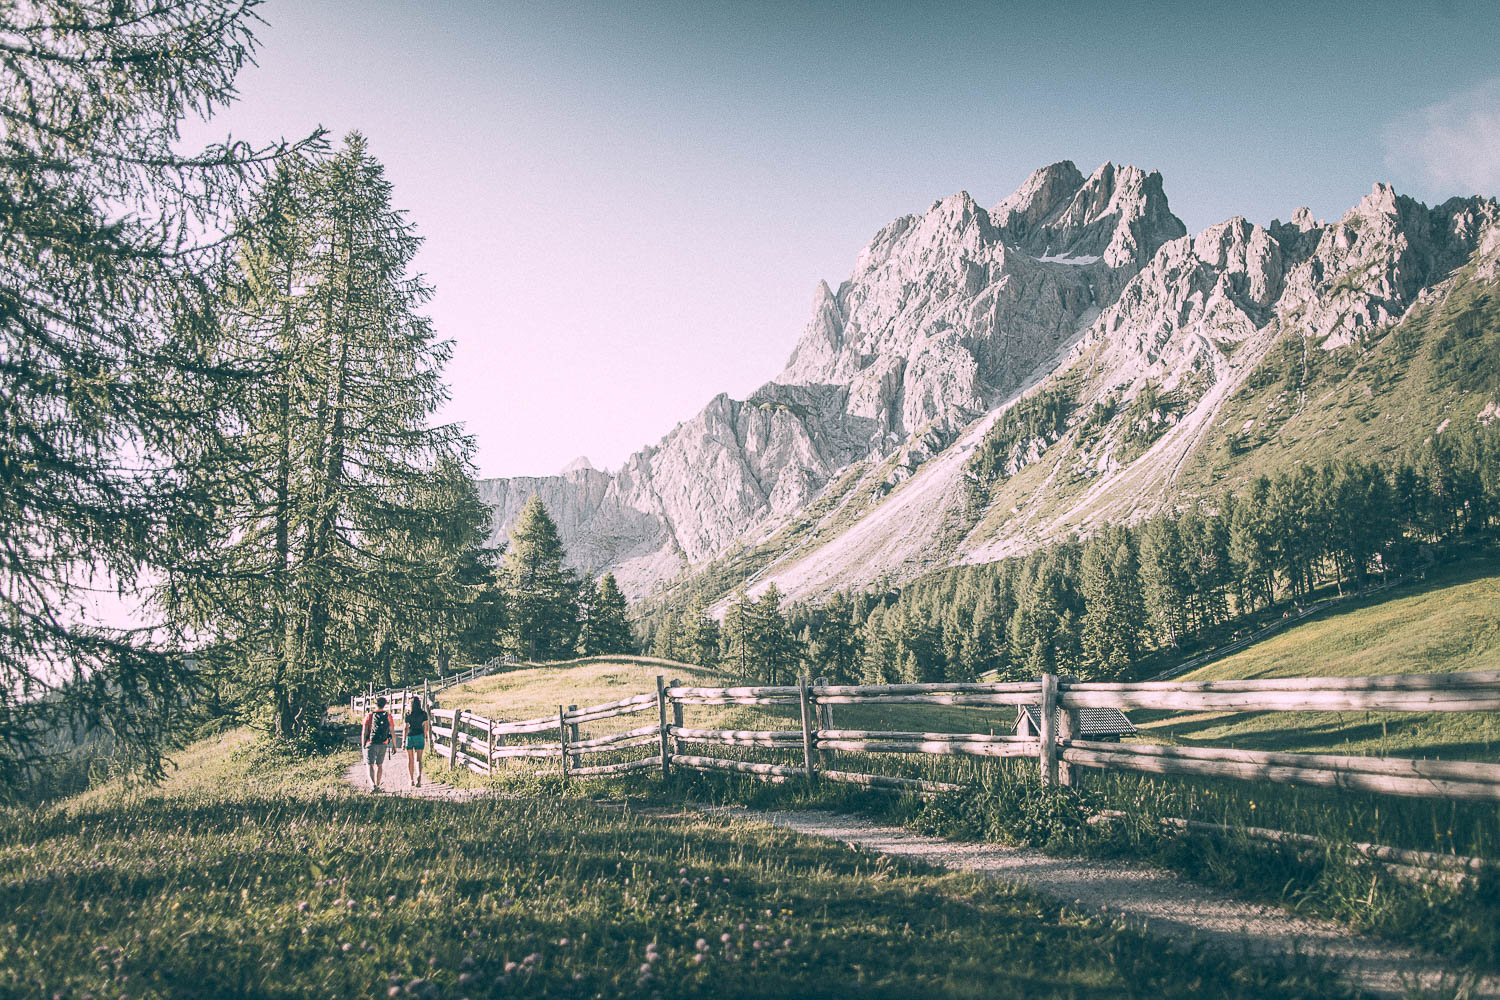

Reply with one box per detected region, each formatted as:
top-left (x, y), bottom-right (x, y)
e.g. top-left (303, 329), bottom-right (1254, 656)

top-left (406, 747), bottom-right (416, 784)
top-left (365, 752), bottom-right (376, 787)
top-left (370, 742), bottom-right (386, 790)
top-left (415, 747), bottom-right (425, 785)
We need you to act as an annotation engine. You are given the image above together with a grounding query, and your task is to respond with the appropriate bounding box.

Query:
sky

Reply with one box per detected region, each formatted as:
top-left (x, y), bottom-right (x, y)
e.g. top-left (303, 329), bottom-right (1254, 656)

top-left (185, 0), bottom-right (1500, 479)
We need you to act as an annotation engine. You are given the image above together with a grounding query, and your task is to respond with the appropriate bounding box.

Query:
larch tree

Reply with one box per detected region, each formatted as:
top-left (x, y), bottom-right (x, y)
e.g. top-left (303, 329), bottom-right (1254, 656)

top-left (170, 134), bottom-right (485, 737)
top-left (0, 0), bottom-right (319, 781)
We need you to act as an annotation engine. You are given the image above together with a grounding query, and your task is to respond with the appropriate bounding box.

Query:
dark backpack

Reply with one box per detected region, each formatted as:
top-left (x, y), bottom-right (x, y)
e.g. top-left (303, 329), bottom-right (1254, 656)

top-left (370, 710), bottom-right (391, 743)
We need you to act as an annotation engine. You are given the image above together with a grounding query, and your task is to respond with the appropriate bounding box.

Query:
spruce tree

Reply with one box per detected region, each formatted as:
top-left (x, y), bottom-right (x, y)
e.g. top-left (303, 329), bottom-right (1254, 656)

top-left (503, 496), bottom-right (579, 661)
top-left (590, 573), bottom-right (634, 655)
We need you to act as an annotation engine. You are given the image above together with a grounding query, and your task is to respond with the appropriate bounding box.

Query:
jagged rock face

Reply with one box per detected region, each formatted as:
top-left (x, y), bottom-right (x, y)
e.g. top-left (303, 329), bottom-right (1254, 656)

top-left (1084, 216), bottom-right (1285, 400)
top-left (779, 164), bottom-right (1186, 436)
top-left (484, 160), bottom-right (1187, 597)
top-left (992, 161), bottom-right (1187, 267)
top-left (479, 163), bottom-right (1497, 606)
top-left (1275, 184), bottom-right (1499, 348)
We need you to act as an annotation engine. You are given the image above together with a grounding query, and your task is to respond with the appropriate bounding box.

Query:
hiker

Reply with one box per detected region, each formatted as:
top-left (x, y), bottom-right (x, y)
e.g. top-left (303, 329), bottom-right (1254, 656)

top-left (404, 695), bottom-right (432, 788)
top-left (362, 696), bottom-right (394, 791)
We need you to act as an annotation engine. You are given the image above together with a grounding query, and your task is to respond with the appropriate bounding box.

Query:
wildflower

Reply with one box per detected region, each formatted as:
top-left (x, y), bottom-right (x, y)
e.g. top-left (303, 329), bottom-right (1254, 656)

top-left (695, 939), bottom-right (709, 953)
top-left (341, 942), bottom-right (352, 953)
top-left (557, 938), bottom-right (569, 947)
top-left (720, 933), bottom-right (732, 944)
top-left (297, 901), bottom-right (309, 913)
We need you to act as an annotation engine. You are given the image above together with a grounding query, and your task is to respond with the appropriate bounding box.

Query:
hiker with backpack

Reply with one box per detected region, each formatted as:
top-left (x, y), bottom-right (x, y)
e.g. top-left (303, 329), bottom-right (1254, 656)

top-left (404, 695), bottom-right (432, 788)
top-left (362, 696), bottom-right (394, 792)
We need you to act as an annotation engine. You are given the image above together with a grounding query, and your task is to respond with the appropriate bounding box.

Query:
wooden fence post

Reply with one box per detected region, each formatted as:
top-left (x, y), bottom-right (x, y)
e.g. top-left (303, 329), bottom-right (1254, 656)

top-left (799, 674), bottom-right (816, 781)
top-left (669, 679), bottom-right (683, 757)
top-left (656, 675), bottom-right (670, 779)
top-left (1057, 676), bottom-right (1080, 787)
top-left (486, 717), bottom-right (496, 772)
top-left (558, 705), bottom-right (570, 783)
top-left (1039, 673), bottom-right (1059, 787)
top-left (813, 676), bottom-right (831, 768)
top-left (450, 707), bottom-right (463, 772)
top-left (567, 704), bottom-right (580, 771)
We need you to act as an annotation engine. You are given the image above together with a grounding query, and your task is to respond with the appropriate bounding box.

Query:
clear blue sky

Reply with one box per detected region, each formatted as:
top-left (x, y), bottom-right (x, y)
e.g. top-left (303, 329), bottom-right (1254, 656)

top-left (190, 0), bottom-right (1500, 478)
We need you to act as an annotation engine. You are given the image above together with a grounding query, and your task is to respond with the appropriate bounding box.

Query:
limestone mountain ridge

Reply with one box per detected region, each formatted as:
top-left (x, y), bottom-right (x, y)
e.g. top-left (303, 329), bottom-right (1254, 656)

top-left (477, 161), bottom-right (1500, 608)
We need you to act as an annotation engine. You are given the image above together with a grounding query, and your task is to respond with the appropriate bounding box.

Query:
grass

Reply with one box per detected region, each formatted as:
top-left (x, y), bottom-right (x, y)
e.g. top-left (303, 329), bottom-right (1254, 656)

top-left (0, 729), bottom-right (1355, 1000)
top-left (1137, 554), bottom-right (1500, 760)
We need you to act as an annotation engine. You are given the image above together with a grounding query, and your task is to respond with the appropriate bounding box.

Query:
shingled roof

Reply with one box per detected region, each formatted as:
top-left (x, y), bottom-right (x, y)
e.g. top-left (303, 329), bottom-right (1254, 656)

top-left (1014, 704), bottom-right (1136, 739)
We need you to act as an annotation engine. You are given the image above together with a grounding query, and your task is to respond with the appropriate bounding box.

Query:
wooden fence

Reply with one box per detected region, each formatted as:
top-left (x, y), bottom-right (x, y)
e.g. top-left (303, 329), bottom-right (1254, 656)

top-left (351, 658), bottom-right (510, 719)
top-left (422, 668), bottom-right (1500, 802)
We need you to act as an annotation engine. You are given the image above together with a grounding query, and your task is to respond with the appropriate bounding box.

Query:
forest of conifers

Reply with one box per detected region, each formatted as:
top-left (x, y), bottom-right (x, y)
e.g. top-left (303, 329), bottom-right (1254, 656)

top-left (638, 421), bottom-right (1500, 684)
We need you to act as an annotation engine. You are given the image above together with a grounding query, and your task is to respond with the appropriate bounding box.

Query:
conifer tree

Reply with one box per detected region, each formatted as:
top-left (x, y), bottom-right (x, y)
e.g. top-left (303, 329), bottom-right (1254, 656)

top-left (679, 601), bottom-right (721, 667)
top-left (721, 588), bottom-right (753, 680)
top-left (750, 585), bottom-right (800, 684)
top-left (503, 496), bottom-right (578, 661)
top-left (589, 574), bottom-right (634, 655)
top-left (173, 135), bottom-right (488, 735)
top-left (574, 572), bottom-right (601, 655)
top-left (0, 0), bottom-right (320, 776)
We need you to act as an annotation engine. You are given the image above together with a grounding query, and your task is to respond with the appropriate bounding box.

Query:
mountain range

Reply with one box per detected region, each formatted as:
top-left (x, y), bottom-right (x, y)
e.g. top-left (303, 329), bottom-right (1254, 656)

top-left (478, 160), bottom-right (1500, 608)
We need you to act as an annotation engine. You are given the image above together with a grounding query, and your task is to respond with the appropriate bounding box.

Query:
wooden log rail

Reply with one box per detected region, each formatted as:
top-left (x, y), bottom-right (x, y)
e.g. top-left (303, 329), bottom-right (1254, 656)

top-left (423, 669), bottom-right (1500, 806)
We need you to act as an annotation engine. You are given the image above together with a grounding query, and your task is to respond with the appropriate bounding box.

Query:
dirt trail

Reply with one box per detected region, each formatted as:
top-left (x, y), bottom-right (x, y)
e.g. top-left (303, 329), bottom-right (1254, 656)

top-left (712, 807), bottom-right (1497, 1000)
top-left (344, 754), bottom-right (494, 801)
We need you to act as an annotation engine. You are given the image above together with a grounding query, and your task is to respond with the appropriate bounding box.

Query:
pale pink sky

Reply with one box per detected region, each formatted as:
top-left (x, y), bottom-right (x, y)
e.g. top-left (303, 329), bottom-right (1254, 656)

top-left (184, 1), bottom-right (1499, 479)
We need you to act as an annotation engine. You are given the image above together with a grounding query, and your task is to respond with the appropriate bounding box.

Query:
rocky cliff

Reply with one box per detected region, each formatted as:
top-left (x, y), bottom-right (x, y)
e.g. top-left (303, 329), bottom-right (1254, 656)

top-left (478, 163), bottom-right (1500, 606)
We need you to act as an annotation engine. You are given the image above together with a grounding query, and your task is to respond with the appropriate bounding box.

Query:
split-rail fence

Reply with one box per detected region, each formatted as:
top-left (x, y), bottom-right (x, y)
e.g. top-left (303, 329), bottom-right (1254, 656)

top-left (400, 669), bottom-right (1500, 802)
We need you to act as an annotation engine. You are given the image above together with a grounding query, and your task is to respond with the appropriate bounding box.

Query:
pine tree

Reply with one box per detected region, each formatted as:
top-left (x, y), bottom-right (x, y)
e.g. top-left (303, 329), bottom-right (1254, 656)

top-left (574, 572), bottom-right (601, 655)
top-left (1230, 477), bottom-right (1277, 609)
top-left (721, 588), bottom-right (753, 680)
top-left (750, 585), bottom-right (801, 684)
top-left (503, 496), bottom-right (579, 661)
top-left (1139, 515), bottom-right (1188, 647)
top-left (680, 601), bottom-right (721, 667)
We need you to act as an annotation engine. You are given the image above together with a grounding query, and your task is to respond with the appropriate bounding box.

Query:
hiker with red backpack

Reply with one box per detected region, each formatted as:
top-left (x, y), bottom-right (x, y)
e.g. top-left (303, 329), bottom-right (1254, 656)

top-left (362, 696), bottom-right (395, 792)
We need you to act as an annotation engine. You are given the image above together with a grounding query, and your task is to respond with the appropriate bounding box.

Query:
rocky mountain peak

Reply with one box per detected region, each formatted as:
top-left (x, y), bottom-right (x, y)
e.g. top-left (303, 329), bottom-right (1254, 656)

top-left (560, 456), bottom-right (595, 474)
top-left (992, 160), bottom-right (1185, 268)
top-left (990, 160), bottom-right (1086, 237)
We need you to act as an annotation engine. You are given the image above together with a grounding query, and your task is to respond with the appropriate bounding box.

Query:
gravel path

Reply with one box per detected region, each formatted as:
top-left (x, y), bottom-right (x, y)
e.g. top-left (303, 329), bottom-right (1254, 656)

top-left (714, 808), bottom-right (1497, 999)
top-left (345, 752), bottom-right (495, 801)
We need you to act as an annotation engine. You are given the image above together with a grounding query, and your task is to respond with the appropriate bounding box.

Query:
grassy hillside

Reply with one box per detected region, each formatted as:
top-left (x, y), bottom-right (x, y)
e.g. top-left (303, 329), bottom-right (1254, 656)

top-left (0, 728), bottom-right (1347, 999)
top-left (1136, 556), bottom-right (1500, 759)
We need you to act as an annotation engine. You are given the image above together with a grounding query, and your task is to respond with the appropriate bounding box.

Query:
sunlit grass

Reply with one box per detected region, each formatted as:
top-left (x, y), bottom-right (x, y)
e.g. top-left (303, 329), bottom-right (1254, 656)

top-left (0, 728), bottom-right (1352, 999)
